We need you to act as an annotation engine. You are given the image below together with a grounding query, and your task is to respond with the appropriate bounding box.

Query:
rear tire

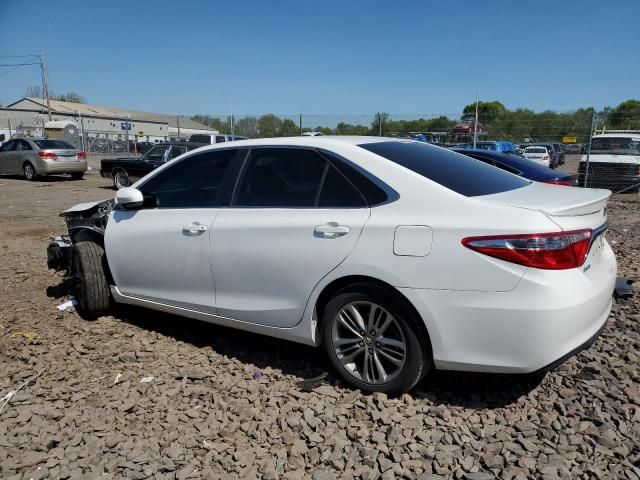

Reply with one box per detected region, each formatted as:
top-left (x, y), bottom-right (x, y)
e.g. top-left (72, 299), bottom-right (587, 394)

top-left (70, 172), bottom-right (84, 180)
top-left (113, 170), bottom-right (131, 189)
top-left (23, 162), bottom-right (38, 181)
top-left (71, 242), bottom-right (110, 319)
top-left (322, 283), bottom-right (431, 395)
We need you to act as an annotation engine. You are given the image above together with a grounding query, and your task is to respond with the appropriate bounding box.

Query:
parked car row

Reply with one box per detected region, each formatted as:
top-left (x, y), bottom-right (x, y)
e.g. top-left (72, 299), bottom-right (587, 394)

top-left (48, 136), bottom-right (616, 394)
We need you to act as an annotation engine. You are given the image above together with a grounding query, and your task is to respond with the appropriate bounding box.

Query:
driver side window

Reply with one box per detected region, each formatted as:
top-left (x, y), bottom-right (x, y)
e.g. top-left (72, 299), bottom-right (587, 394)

top-left (140, 149), bottom-right (241, 208)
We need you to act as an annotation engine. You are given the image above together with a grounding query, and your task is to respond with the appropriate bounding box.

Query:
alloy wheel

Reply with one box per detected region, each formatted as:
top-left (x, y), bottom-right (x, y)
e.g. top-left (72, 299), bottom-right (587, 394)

top-left (114, 171), bottom-right (130, 189)
top-left (24, 163), bottom-right (35, 180)
top-left (330, 301), bottom-right (407, 385)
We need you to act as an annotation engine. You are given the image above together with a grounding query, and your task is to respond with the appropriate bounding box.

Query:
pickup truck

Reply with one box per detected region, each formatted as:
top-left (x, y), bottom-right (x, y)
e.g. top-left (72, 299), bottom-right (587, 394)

top-left (578, 132), bottom-right (640, 193)
top-left (100, 142), bottom-right (205, 189)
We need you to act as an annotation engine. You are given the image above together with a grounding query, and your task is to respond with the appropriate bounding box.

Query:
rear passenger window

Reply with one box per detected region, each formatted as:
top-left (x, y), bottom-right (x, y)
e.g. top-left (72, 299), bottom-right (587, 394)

top-left (318, 167), bottom-right (366, 207)
top-left (235, 148), bottom-right (326, 207)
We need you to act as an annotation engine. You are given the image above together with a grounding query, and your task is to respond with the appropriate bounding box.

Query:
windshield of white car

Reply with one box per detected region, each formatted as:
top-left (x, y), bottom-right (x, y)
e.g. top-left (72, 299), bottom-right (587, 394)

top-left (591, 137), bottom-right (640, 155)
top-left (359, 141), bottom-right (529, 197)
top-left (34, 140), bottom-right (75, 149)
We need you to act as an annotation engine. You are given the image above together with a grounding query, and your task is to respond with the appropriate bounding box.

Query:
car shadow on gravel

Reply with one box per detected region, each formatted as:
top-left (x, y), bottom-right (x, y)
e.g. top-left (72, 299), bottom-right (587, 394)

top-left (47, 278), bottom-right (544, 407)
top-left (0, 174), bottom-right (82, 183)
top-left (113, 305), bottom-right (545, 407)
top-left (413, 369), bottom-right (546, 408)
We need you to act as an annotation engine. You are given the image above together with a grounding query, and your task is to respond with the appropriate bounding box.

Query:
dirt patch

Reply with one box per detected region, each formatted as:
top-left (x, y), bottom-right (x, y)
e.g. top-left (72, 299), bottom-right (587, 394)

top-left (0, 171), bottom-right (639, 479)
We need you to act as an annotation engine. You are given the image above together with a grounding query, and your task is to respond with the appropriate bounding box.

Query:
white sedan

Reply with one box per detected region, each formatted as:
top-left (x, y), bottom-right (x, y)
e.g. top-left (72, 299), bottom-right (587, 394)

top-left (50, 137), bottom-right (616, 394)
top-left (523, 146), bottom-right (552, 167)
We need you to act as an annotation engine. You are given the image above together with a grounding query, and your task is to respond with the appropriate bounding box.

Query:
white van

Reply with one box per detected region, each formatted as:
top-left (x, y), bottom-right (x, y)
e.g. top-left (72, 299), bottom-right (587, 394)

top-left (189, 134), bottom-right (248, 144)
top-left (578, 132), bottom-right (640, 193)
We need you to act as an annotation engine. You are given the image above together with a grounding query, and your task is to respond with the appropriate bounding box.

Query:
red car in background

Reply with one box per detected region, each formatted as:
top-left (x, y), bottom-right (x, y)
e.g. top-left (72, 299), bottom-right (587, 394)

top-left (453, 115), bottom-right (485, 135)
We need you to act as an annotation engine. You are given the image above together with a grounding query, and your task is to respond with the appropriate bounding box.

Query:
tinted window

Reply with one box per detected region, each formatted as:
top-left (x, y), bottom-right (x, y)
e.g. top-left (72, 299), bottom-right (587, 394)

top-left (169, 146), bottom-right (186, 159)
top-left (0, 140), bottom-right (16, 152)
top-left (235, 148), bottom-right (326, 207)
top-left (321, 151), bottom-right (390, 206)
top-left (144, 145), bottom-right (169, 162)
top-left (318, 166), bottom-right (366, 208)
top-left (591, 137), bottom-right (640, 155)
top-left (16, 140), bottom-right (33, 151)
top-left (216, 136), bottom-right (227, 143)
top-left (140, 149), bottom-right (239, 208)
top-left (360, 141), bottom-right (529, 197)
top-left (190, 135), bottom-right (211, 144)
top-left (33, 140), bottom-right (74, 149)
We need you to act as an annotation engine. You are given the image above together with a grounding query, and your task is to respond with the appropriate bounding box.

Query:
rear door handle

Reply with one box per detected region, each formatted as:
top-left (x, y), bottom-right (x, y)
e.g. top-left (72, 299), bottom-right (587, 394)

top-left (183, 222), bottom-right (207, 236)
top-left (314, 223), bottom-right (350, 238)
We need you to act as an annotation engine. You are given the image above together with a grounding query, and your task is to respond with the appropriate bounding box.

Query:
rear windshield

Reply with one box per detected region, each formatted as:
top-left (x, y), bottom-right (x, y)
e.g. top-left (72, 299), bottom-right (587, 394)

top-left (190, 135), bottom-right (212, 143)
top-left (359, 141), bottom-right (529, 197)
top-left (526, 147), bottom-right (546, 153)
top-left (34, 140), bottom-right (74, 149)
top-left (591, 137), bottom-right (640, 155)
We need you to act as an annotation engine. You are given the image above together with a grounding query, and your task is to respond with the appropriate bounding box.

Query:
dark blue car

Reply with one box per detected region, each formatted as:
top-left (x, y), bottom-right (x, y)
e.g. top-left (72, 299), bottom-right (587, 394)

top-left (452, 148), bottom-right (577, 186)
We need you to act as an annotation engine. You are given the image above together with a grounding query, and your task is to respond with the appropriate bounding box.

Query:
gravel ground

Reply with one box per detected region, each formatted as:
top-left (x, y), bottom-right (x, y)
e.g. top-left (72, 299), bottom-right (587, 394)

top-left (0, 172), bottom-right (638, 480)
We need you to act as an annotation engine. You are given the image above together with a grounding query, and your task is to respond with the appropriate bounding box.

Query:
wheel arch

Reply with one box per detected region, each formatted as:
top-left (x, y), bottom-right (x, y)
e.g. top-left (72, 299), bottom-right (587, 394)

top-left (313, 274), bottom-right (432, 357)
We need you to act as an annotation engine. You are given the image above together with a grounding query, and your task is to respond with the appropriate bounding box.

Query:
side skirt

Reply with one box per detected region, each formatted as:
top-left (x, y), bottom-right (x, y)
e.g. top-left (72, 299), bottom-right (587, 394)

top-left (110, 286), bottom-right (317, 346)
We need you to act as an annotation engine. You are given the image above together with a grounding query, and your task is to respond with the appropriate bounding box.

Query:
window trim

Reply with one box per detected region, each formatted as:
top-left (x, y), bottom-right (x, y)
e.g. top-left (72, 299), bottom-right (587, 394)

top-left (136, 147), bottom-right (247, 209)
top-left (229, 146), bottom-right (370, 209)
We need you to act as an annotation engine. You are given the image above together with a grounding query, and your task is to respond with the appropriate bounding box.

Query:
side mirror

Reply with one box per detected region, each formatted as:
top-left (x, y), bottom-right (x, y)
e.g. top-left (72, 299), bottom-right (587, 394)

top-left (115, 187), bottom-right (144, 210)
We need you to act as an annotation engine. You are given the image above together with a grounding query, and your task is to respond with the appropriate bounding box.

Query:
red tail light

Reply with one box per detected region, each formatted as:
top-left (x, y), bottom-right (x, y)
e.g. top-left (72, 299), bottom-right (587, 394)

top-left (544, 179), bottom-right (573, 186)
top-left (38, 151), bottom-right (57, 160)
top-left (77, 151), bottom-right (87, 159)
top-left (462, 229), bottom-right (592, 270)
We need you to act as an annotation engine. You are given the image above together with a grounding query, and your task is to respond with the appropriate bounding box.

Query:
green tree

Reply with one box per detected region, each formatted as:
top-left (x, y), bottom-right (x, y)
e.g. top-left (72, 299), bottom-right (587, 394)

top-left (462, 101), bottom-right (508, 122)
top-left (606, 100), bottom-right (640, 130)
top-left (234, 117), bottom-right (259, 138)
top-left (56, 92), bottom-right (86, 103)
top-left (370, 113), bottom-right (390, 136)
top-left (280, 118), bottom-right (299, 136)
top-left (257, 114), bottom-right (283, 137)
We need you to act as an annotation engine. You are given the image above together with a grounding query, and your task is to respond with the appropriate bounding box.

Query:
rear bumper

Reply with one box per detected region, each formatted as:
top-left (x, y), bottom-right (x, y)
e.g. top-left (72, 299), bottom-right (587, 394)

top-left (399, 241), bottom-right (617, 373)
top-left (39, 160), bottom-right (87, 174)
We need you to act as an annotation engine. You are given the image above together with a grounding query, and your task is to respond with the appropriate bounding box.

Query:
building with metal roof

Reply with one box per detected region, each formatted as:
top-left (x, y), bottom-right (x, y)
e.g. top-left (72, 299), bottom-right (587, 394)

top-left (3, 97), bottom-right (217, 142)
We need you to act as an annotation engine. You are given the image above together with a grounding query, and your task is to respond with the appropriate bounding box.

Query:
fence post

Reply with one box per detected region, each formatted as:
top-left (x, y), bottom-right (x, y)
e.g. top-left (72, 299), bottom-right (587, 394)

top-left (299, 114), bottom-right (302, 135)
top-left (378, 113), bottom-right (382, 136)
top-left (8, 118), bottom-right (12, 138)
top-left (583, 111), bottom-right (596, 188)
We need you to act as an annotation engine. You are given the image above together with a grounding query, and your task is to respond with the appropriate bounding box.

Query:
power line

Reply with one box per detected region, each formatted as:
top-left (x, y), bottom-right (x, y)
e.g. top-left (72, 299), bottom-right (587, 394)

top-left (0, 62), bottom-right (40, 67)
top-left (0, 54), bottom-right (39, 58)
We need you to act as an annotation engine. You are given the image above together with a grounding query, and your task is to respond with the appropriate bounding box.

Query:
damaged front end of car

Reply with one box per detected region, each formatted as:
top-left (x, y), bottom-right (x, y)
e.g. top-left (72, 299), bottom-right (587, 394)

top-left (46, 199), bottom-right (114, 273)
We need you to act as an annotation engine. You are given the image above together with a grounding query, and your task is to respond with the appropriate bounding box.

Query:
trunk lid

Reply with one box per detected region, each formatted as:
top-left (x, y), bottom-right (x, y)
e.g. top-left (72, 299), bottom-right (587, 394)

top-left (478, 182), bottom-right (609, 227)
top-left (48, 149), bottom-right (79, 160)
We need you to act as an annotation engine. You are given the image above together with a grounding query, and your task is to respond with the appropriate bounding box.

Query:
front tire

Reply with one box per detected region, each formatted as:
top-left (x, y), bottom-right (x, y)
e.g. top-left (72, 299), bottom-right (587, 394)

top-left (23, 162), bottom-right (38, 181)
top-left (71, 242), bottom-right (110, 319)
top-left (322, 283), bottom-right (430, 394)
top-left (113, 169), bottom-right (131, 189)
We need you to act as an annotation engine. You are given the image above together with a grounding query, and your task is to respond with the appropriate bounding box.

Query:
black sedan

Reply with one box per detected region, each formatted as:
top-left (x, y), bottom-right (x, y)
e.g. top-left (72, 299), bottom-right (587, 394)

top-left (100, 142), bottom-right (205, 189)
top-left (452, 148), bottom-right (577, 186)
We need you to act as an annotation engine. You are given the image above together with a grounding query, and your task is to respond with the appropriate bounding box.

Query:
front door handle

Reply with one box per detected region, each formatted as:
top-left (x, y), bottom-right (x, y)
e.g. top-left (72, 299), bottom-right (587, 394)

top-left (314, 223), bottom-right (350, 238)
top-left (183, 222), bottom-right (207, 236)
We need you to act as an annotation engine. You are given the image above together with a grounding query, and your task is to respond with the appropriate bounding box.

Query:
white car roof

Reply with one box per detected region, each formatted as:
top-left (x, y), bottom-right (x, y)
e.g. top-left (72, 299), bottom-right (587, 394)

top-left (194, 135), bottom-right (398, 149)
top-left (593, 133), bottom-right (640, 140)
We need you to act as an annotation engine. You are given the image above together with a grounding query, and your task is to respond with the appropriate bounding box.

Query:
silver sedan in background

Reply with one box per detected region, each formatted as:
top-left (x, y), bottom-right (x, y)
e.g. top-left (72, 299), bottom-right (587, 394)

top-left (0, 137), bottom-right (87, 181)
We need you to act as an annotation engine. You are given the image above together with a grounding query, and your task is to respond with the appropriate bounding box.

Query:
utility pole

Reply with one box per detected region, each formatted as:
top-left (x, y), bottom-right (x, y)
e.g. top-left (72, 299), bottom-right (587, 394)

top-left (299, 114), bottom-right (302, 135)
top-left (177, 114), bottom-right (181, 140)
top-left (40, 51), bottom-right (52, 121)
top-left (473, 90), bottom-right (479, 149)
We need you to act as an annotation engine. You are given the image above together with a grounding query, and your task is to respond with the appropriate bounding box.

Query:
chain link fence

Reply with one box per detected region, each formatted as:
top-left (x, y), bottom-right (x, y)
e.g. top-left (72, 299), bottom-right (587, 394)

top-left (2, 108), bottom-right (639, 194)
